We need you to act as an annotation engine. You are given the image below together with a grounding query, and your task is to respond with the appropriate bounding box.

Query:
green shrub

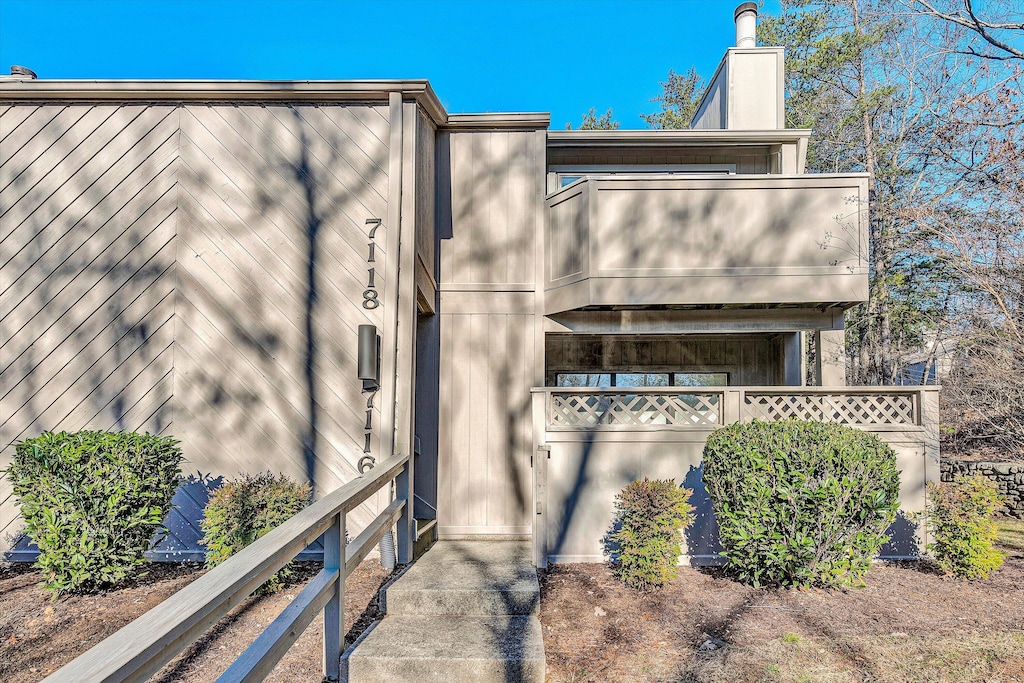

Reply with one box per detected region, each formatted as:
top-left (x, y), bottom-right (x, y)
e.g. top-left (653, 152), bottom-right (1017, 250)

top-left (925, 475), bottom-right (1005, 579)
top-left (608, 478), bottom-right (694, 590)
top-left (703, 420), bottom-right (900, 588)
top-left (201, 472), bottom-right (311, 592)
top-left (7, 430), bottom-right (182, 596)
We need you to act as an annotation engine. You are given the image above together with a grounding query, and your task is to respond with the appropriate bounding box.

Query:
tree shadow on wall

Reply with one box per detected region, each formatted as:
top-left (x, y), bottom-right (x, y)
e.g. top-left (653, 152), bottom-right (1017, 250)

top-left (0, 101), bottom-right (392, 554)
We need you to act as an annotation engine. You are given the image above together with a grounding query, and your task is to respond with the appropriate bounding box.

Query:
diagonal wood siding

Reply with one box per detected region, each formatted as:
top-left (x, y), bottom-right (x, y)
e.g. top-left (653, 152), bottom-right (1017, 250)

top-left (1, 104), bottom-right (179, 545)
top-left (0, 102), bottom-right (392, 551)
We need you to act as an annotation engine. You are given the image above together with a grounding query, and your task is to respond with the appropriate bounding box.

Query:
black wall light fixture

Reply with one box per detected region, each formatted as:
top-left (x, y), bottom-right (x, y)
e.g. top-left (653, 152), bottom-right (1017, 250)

top-left (358, 324), bottom-right (380, 473)
top-left (358, 324), bottom-right (380, 391)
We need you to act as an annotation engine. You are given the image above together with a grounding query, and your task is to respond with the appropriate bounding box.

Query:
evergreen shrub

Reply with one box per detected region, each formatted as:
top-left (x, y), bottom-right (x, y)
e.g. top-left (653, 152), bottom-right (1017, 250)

top-left (201, 471), bottom-right (311, 592)
top-left (609, 477), bottom-right (694, 590)
top-left (703, 420), bottom-right (900, 588)
top-left (7, 430), bottom-right (182, 596)
top-left (925, 475), bottom-right (1005, 579)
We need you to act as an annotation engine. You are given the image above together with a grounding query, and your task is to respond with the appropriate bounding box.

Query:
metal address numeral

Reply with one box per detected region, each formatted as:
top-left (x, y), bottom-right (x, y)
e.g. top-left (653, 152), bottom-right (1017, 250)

top-left (360, 217), bottom-right (383, 471)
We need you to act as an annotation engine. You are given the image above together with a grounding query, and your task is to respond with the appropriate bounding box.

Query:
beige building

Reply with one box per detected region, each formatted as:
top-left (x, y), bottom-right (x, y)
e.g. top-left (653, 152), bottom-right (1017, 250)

top-left (0, 6), bottom-right (937, 565)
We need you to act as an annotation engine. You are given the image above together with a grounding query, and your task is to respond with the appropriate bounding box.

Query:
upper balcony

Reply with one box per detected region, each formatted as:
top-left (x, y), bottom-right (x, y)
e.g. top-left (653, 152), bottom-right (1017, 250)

top-left (543, 174), bottom-right (870, 314)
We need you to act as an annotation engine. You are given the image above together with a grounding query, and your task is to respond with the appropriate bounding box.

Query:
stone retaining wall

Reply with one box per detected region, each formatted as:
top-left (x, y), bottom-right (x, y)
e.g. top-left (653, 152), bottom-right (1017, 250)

top-left (940, 459), bottom-right (1024, 518)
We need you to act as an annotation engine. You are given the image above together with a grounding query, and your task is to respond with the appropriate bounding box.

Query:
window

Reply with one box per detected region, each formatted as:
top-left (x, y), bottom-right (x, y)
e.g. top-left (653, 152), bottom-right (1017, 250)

top-left (615, 373), bottom-right (670, 387)
top-left (556, 373), bottom-right (612, 387)
top-left (674, 372), bottom-right (728, 387)
top-left (549, 164), bottom-right (736, 193)
top-left (555, 372), bottom-right (728, 387)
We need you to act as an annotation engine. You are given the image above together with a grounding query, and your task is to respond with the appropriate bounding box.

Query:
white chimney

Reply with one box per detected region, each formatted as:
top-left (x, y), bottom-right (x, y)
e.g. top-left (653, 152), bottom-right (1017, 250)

top-left (734, 2), bottom-right (758, 48)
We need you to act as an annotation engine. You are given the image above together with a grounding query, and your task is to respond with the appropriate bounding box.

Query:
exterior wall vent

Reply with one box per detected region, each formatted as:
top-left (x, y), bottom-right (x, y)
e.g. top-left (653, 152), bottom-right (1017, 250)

top-left (9, 65), bottom-right (38, 79)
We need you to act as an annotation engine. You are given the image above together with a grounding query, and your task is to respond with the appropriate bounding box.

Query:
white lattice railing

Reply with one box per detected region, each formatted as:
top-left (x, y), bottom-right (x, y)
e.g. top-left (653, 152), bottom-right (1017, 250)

top-left (541, 387), bottom-right (927, 430)
top-left (549, 389), bottom-right (723, 428)
top-left (742, 391), bottom-right (917, 425)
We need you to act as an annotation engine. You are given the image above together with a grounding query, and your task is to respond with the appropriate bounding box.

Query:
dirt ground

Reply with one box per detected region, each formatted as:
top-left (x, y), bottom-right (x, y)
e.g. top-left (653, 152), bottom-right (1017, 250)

top-left (0, 560), bottom-right (388, 683)
top-left (3, 523), bottom-right (1023, 683)
top-left (540, 519), bottom-right (1024, 683)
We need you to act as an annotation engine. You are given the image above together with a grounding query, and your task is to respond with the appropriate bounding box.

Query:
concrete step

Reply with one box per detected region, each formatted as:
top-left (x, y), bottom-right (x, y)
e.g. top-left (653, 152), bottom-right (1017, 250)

top-left (383, 540), bottom-right (539, 616)
top-left (343, 614), bottom-right (545, 683)
top-left (344, 540), bottom-right (545, 682)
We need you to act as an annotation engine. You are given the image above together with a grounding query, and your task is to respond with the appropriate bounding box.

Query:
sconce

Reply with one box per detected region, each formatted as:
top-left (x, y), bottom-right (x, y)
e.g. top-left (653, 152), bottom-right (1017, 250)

top-left (358, 324), bottom-right (380, 391)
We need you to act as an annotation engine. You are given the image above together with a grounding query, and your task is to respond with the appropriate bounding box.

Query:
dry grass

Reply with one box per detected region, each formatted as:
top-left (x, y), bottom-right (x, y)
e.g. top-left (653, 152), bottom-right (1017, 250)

top-left (542, 547), bottom-right (1024, 683)
top-left (997, 516), bottom-right (1024, 552)
top-left (685, 632), bottom-right (1024, 683)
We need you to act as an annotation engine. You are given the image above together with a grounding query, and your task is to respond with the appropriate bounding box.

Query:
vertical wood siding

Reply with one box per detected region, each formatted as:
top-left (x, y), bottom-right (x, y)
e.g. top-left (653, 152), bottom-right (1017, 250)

top-left (414, 111), bottom-right (436, 282)
top-left (437, 312), bottom-right (535, 534)
top-left (0, 102), bottom-right (392, 550)
top-left (436, 128), bottom-right (544, 535)
top-left (440, 131), bottom-right (538, 287)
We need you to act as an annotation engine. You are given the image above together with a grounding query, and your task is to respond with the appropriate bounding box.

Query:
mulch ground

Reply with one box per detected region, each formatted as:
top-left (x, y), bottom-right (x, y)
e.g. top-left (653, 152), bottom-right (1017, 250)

top-left (4, 532), bottom-right (1024, 683)
top-left (540, 531), bottom-right (1024, 683)
top-left (0, 560), bottom-right (388, 682)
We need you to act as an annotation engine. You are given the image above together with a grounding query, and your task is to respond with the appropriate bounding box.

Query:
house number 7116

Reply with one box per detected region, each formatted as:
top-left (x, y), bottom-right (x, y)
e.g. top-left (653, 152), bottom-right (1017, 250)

top-left (358, 217), bottom-right (382, 473)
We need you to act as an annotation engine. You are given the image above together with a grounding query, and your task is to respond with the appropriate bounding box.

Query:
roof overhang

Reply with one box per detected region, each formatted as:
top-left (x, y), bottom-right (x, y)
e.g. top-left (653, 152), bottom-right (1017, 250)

top-left (0, 78), bottom-right (460, 126)
top-left (0, 77), bottom-right (554, 130)
top-left (546, 129), bottom-right (812, 147)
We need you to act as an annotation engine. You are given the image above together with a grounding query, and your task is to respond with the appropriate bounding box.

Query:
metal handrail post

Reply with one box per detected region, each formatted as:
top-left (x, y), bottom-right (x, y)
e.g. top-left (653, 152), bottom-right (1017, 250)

top-left (322, 512), bottom-right (345, 681)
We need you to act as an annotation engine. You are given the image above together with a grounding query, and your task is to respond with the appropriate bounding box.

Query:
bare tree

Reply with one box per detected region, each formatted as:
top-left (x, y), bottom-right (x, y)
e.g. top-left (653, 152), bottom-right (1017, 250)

top-left (909, 0), bottom-right (1024, 60)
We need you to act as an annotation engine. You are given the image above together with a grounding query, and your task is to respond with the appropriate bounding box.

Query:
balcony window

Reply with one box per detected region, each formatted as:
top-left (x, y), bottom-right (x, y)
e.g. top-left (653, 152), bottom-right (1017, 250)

top-left (556, 373), bottom-right (612, 388)
top-left (554, 372), bottom-right (728, 388)
top-left (674, 372), bottom-right (729, 387)
top-left (549, 164), bottom-right (735, 193)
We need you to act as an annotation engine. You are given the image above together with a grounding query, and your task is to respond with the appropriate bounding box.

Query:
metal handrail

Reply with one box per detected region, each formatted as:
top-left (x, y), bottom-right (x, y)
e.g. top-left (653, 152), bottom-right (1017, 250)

top-left (42, 452), bottom-right (412, 683)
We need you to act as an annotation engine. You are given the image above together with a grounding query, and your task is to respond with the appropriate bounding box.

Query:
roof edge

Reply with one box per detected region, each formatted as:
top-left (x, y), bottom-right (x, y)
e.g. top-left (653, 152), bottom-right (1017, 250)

top-left (0, 78), bottom-right (450, 125)
top-left (444, 112), bottom-right (550, 130)
top-left (546, 129), bottom-right (812, 147)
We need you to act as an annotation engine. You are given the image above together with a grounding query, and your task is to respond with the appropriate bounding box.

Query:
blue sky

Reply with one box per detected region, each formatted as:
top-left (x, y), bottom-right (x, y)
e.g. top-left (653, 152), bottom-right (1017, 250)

top-left (0, 0), bottom-right (780, 128)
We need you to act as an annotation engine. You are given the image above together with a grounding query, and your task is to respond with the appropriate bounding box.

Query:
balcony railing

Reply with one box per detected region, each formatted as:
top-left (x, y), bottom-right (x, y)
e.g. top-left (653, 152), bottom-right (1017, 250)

top-left (549, 389), bottom-right (723, 428)
top-left (544, 174), bottom-right (870, 313)
top-left (541, 386), bottom-right (932, 431)
top-left (531, 385), bottom-right (941, 568)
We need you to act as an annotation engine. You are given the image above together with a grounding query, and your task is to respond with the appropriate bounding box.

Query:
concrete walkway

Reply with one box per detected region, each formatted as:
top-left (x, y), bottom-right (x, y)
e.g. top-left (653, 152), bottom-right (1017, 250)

top-left (343, 540), bottom-right (545, 682)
